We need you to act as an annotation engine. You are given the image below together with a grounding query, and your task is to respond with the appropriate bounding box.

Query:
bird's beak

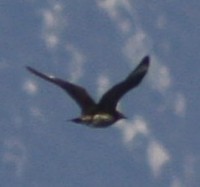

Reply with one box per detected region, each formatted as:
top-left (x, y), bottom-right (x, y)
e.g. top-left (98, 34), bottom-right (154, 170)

top-left (69, 117), bottom-right (82, 124)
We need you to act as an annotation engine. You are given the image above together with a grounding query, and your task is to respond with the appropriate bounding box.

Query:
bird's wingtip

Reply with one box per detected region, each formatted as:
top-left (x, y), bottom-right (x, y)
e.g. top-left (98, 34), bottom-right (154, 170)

top-left (140, 55), bottom-right (150, 68)
top-left (143, 55), bottom-right (150, 64)
top-left (26, 66), bottom-right (33, 72)
top-left (26, 66), bottom-right (40, 75)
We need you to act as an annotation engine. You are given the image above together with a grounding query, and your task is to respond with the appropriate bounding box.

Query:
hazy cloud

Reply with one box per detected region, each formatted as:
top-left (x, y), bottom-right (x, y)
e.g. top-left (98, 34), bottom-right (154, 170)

top-left (96, 74), bottom-right (110, 97)
top-left (66, 45), bottom-right (85, 83)
top-left (170, 155), bottom-right (198, 187)
top-left (147, 140), bottom-right (170, 177)
top-left (97, 0), bottom-right (173, 95)
top-left (117, 116), bottom-right (149, 144)
top-left (156, 65), bottom-right (171, 92)
top-left (183, 154), bottom-right (197, 186)
top-left (123, 30), bottom-right (152, 64)
top-left (97, 0), bottom-right (134, 33)
top-left (23, 79), bottom-right (38, 95)
top-left (40, 1), bottom-right (67, 49)
top-left (30, 106), bottom-right (44, 118)
top-left (171, 178), bottom-right (183, 187)
top-left (174, 93), bottom-right (186, 117)
top-left (150, 58), bottom-right (171, 93)
top-left (2, 137), bottom-right (27, 178)
top-left (156, 14), bottom-right (167, 30)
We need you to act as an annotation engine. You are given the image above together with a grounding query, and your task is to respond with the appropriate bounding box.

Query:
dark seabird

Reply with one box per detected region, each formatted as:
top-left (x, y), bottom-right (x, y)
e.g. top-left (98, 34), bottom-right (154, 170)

top-left (26, 56), bottom-right (150, 128)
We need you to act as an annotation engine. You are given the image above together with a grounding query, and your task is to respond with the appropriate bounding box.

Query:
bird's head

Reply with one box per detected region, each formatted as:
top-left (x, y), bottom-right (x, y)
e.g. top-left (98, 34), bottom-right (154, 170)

top-left (69, 117), bottom-right (83, 124)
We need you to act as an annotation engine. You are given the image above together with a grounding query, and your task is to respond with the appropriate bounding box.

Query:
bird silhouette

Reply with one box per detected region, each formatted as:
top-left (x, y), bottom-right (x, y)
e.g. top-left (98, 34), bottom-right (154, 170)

top-left (26, 56), bottom-right (150, 128)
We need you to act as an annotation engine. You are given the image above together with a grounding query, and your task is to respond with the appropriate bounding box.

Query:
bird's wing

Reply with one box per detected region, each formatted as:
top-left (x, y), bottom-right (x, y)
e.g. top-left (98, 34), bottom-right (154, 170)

top-left (26, 66), bottom-right (96, 112)
top-left (98, 56), bottom-right (150, 111)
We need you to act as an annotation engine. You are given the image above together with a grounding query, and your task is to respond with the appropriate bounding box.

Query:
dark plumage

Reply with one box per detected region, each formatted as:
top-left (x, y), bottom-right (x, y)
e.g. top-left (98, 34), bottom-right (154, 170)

top-left (26, 56), bottom-right (150, 128)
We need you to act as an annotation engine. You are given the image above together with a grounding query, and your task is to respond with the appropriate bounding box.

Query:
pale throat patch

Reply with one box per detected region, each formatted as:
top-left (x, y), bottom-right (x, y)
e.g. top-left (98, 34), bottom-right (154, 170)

top-left (93, 114), bottom-right (113, 122)
top-left (81, 113), bottom-right (113, 124)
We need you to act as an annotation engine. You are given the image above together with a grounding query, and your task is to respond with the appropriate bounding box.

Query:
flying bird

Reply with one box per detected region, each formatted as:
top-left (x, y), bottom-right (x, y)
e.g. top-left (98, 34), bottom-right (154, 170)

top-left (26, 56), bottom-right (150, 128)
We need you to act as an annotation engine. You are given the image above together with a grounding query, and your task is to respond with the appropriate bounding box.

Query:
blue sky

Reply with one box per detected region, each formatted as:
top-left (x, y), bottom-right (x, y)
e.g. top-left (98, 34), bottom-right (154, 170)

top-left (1, 0), bottom-right (199, 186)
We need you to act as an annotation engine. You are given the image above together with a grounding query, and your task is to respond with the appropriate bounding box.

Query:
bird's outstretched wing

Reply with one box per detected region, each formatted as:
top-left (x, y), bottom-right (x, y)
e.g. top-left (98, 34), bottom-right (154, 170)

top-left (98, 56), bottom-right (150, 111)
top-left (26, 66), bottom-right (96, 113)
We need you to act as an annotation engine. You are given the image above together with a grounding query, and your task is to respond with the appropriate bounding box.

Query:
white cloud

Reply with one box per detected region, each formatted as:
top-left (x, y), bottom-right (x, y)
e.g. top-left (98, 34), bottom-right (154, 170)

top-left (157, 65), bottom-right (171, 92)
top-left (170, 155), bottom-right (197, 187)
top-left (147, 140), bottom-right (170, 177)
top-left (23, 79), bottom-right (38, 95)
top-left (149, 56), bottom-right (171, 93)
top-left (174, 93), bottom-right (186, 117)
top-left (117, 116), bottom-right (149, 144)
top-left (98, 0), bottom-right (130, 18)
top-left (97, 0), bottom-right (173, 95)
top-left (98, 0), bottom-right (172, 95)
top-left (97, 0), bottom-right (134, 33)
top-left (2, 137), bottom-right (27, 178)
top-left (123, 30), bottom-right (152, 64)
top-left (40, 1), bottom-right (67, 49)
top-left (66, 45), bottom-right (85, 83)
top-left (96, 74), bottom-right (110, 97)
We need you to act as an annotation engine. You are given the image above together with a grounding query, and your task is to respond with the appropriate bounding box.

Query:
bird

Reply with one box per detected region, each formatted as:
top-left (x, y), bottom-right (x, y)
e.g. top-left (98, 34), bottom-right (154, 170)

top-left (26, 56), bottom-right (150, 128)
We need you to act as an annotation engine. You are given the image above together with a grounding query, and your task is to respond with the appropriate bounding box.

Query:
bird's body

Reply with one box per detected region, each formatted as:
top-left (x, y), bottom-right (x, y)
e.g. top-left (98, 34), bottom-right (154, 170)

top-left (26, 56), bottom-right (150, 128)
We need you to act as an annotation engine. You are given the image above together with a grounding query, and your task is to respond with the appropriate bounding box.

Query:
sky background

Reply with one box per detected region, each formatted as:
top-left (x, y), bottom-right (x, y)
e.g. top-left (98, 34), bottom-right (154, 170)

top-left (1, 0), bottom-right (200, 186)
